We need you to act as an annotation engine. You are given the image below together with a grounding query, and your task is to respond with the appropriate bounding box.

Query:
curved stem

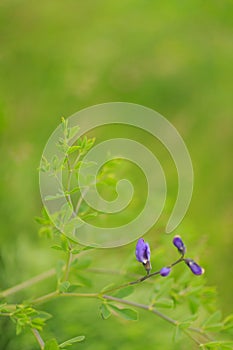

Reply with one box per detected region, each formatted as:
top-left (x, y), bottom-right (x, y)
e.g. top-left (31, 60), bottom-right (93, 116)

top-left (101, 256), bottom-right (185, 295)
top-left (102, 294), bottom-right (177, 326)
top-left (32, 328), bottom-right (45, 349)
top-left (60, 292), bottom-right (206, 346)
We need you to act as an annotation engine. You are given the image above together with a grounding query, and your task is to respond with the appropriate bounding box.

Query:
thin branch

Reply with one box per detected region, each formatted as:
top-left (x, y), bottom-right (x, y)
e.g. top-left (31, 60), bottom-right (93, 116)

top-left (0, 269), bottom-right (56, 298)
top-left (75, 186), bottom-right (89, 215)
top-left (101, 256), bottom-right (185, 295)
top-left (32, 328), bottom-right (45, 349)
top-left (182, 328), bottom-right (201, 346)
top-left (32, 291), bottom-right (59, 305)
top-left (60, 292), bottom-right (206, 346)
top-left (102, 294), bottom-right (178, 326)
top-left (0, 250), bottom-right (92, 299)
top-left (63, 249), bottom-right (73, 282)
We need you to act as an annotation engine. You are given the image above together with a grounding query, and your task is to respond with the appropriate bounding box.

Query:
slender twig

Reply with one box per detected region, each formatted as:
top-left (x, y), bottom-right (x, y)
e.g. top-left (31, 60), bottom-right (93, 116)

top-left (4, 286), bottom-right (209, 348)
top-left (32, 291), bottom-right (59, 305)
top-left (64, 156), bottom-right (76, 217)
top-left (101, 256), bottom-right (185, 295)
top-left (60, 292), bottom-right (206, 346)
top-left (182, 328), bottom-right (201, 346)
top-left (75, 186), bottom-right (89, 214)
top-left (32, 328), bottom-right (45, 349)
top-left (32, 291), bottom-right (97, 305)
top-left (73, 153), bottom-right (81, 170)
top-left (0, 250), bottom-right (92, 299)
top-left (102, 294), bottom-right (178, 325)
top-left (63, 248), bottom-right (73, 281)
top-left (0, 269), bottom-right (56, 298)
top-left (87, 267), bottom-right (127, 276)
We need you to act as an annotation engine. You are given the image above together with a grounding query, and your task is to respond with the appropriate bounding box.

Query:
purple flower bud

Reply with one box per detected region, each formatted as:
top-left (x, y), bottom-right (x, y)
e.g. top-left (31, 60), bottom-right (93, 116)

top-left (173, 235), bottom-right (186, 255)
top-left (160, 267), bottom-right (171, 277)
top-left (135, 238), bottom-right (151, 273)
top-left (184, 258), bottom-right (205, 276)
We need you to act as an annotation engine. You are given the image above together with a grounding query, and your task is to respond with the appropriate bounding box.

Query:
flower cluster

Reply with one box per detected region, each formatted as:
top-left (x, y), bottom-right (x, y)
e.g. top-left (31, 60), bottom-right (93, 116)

top-left (135, 235), bottom-right (204, 277)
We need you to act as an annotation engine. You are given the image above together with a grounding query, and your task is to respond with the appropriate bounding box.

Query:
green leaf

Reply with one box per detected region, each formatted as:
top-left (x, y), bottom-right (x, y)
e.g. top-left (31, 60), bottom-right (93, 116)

top-left (51, 245), bottom-right (64, 251)
top-left (113, 286), bottom-right (134, 299)
top-left (0, 303), bottom-right (8, 311)
top-left (100, 304), bottom-right (112, 320)
top-left (51, 155), bottom-right (63, 172)
top-left (200, 341), bottom-right (233, 349)
top-left (108, 304), bottom-right (138, 321)
top-left (60, 236), bottom-right (69, 252)
top-left (67, 145), bottom-right (81, 155)
top-left (67, 125), bottom-right (80, 140)
top-left (71, 246), bottom-right (94, 255)
top-left (188, 295), bottom-right (200, 314)
top-left (71, 257), bottom-right (92, 270)
top-left (67, 284), bottom-right (83, 292)
top-left (60, 202), bottom-right (73, 225)
top-left (223, 314), bottom-right (233, 331)
top-left (44, 338), bottom-right (60, 350)
top-left (173, 325), bottom-right (182, 342)
top-left (76, 274), bottom-right (92, 288)
top-left (45, 193), bottom-right (66, 201)
top-left (66, 187), bottom-right (80, 195)
top-left (31, 317), bottom-right (46, 331)
top-left (39, 226), bottom-right (53, 239)
top-left (39, 156), bottom-right (50, 172)
top-left (36, 311), bottom-right (52, 321)
top-left (153, 298), bottom-right (174, 309)
top-left (202, 310), bottom-right (222, 329)
top-left (100, 283), bottom-right (115, 293)
top-left (59, 335), bottom-right (85, 348)
top-left (59, 281), bottom-right (71, 293)
top-left (61, 117), bottom-right (68, 132)
top-left (71, 249), bottom-right (81, 255)
top-left (203, 323), bottom-right (223, 332)
top-left (16, 321), bottom-right (23, 335)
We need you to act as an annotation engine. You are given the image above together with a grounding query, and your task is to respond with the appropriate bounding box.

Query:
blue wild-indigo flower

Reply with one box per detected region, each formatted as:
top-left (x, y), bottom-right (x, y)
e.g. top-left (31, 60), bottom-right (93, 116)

top-left (135, 238), bottom-right (151, 274)
top-left (173, 235), bottom-right (186, 255)
top-left (184, 258), bottom-right (205, 276)
top-left (160, 267), bottom-right (171, 277)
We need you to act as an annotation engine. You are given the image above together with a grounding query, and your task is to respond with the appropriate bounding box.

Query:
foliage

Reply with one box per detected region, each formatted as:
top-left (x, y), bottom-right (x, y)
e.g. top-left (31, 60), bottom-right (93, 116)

top-left (0, 120), bottom-right (232, 349)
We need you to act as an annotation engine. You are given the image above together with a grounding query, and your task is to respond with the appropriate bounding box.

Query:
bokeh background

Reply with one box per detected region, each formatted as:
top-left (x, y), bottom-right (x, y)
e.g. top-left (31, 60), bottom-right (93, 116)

top-left (0, 1), bottom-right (232, 349)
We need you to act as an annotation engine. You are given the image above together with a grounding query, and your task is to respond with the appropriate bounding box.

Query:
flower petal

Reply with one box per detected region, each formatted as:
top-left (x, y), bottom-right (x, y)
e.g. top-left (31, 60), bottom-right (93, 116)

top-left (173, 235), bottom-right (186, 255)
top-left (160, 267), bottom-right (171, 277)
top-left (184, 258), bottom-right (205, 275)
top-left (135, 238), bottom-right (150, 264)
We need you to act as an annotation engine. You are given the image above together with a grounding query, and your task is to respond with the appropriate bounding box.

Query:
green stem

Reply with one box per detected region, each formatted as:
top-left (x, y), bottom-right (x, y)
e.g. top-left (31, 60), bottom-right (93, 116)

top-left (102, 294), bottom-right (177, 325)
top-left (32, 291), bottom-right (59, 305)
top-left (75, 186), bottom-right (89, 214)
top-left (60, 292), bottom-right (206, 346)
top-left (1, 289), bottom-right (212, 347)
top-left (182, 328), bottom-right (201, 346)
top-left (0, 250), bottom-right (93, 299)
top-left (101, 256), bottom-right (185, 295)
top-left (0, 269), bottom-right (56, 298)
top-left (32, 328), bottom-right (45, 349)
top-left (63, 249), bottom-right (72, 282)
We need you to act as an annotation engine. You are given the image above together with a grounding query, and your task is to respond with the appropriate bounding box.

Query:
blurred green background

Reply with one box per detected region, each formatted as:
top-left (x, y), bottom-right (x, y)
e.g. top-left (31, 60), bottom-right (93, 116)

top-left (0, 0), bottom-right (232, 349)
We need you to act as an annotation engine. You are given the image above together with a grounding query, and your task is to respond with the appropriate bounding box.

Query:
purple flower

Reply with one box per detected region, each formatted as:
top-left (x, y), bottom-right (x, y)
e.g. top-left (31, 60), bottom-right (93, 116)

top-left (135, 238), bottom-right (151, 273)
top-left (173, 235), bottom-right (186, 255)
top-left (184, 258), bottom-right (205, 276)
top-left (160, 267), bottom-right (171, 277)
